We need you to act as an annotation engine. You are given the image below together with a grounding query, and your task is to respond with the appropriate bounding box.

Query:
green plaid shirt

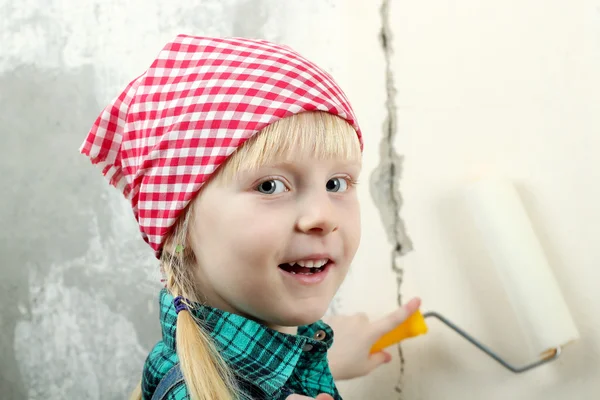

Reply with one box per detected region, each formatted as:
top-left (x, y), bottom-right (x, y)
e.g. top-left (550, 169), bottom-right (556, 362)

top-left (141, 289), bottom-right (341, 399)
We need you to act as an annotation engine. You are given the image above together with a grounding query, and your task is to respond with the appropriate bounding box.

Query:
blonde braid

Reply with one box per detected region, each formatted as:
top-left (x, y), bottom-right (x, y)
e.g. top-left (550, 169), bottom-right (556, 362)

top-left (129, 205), bottom-right (241, 400)
top-left (161, 205), bottom-right (241, 400)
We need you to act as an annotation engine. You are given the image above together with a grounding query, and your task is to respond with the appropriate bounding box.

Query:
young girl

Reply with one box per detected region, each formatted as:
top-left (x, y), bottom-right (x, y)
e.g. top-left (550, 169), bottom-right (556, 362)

top-left (80, 34), bottom-right (419, 400)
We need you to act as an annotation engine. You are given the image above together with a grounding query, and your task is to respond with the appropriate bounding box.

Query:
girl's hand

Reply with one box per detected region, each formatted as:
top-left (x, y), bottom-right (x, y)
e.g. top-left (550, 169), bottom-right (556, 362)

top-left (286, 394), bottom-right (334, 400)
top-left (324, 297), bottom-right (421, 380)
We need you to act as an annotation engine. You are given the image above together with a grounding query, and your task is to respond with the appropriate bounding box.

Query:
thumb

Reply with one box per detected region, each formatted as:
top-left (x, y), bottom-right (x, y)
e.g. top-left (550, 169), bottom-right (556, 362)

top-left (365, 350), bottom-right (393, 372)
top-left (315, 395), bottom-right (335, 400)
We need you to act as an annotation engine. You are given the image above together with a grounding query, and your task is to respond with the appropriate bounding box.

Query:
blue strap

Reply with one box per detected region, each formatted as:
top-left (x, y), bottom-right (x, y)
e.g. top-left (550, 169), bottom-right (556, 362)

top-left (151, 363), bottom-right (184, 400)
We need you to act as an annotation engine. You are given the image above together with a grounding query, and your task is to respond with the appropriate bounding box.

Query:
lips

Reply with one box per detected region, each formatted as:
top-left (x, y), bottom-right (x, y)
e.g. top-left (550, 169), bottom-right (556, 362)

top-left (279, 254), bottom-right (333, 275)
top-left (278, 257), bottom-right (332, 275)
top-left (278, 252), bottom-right (335, 285)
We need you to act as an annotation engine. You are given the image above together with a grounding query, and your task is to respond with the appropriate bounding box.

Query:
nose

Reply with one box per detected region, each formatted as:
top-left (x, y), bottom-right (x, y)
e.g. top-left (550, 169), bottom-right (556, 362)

top-left (296, 193), bottom-right (338, 235)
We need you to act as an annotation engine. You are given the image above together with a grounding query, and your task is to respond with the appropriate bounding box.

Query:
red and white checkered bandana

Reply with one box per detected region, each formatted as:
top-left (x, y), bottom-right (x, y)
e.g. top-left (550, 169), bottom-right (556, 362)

top-left (80, 34), bottom-right (363, 257)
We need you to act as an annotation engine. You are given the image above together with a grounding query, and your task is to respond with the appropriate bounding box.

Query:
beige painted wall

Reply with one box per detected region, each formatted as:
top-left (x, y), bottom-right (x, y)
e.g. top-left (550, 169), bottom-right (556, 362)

top-left (388, 1), bottom-right (600, 399)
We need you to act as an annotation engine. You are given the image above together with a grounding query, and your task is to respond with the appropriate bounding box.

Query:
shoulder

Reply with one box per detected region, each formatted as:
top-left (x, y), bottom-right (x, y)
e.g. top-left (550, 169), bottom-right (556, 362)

top-left (142, 340), bottom-right (182, 399)
top-left (162, 380), bottom-right (190, 400)
top-left (145, 359), bottom-right (190, 400)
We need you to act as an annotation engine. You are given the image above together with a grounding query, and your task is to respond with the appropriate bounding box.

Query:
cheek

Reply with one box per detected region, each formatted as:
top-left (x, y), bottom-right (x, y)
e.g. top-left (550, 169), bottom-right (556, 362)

top-left (353, 205), bottom-right (362, 246)
top-left (341, 198), bottom-right (361, 251)
top-left (196, 205), bottom-right (288, 268)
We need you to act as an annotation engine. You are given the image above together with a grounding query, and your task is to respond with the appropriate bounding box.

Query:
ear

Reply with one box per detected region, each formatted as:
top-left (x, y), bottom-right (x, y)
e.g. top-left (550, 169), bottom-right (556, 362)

top-left (162, 236), bottom-right (177, 255)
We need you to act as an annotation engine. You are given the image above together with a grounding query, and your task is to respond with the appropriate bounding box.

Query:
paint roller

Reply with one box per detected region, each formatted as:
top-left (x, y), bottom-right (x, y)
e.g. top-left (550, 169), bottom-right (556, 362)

top-left (370, 179), bottom-right (579, 373)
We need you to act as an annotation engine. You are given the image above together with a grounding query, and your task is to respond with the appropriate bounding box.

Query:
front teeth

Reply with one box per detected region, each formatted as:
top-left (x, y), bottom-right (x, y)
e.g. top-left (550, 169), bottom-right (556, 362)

top-left (291, 259), bottom-right (329, 268)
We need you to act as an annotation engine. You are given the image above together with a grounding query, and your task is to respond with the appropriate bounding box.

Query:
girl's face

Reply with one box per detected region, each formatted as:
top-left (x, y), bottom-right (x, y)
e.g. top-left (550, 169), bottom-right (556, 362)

top-left (188, 152), bottom-right (361, 331)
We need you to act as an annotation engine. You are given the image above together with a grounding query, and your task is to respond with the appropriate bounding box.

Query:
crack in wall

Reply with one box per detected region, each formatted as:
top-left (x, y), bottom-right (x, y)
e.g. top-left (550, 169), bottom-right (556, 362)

top-left (369, 0), bottom-right (414, 397)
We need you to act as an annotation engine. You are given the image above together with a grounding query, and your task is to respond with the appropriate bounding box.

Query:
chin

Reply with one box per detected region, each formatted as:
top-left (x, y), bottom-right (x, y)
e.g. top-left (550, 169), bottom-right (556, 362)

top-left (277, 303), bottom-right (330, 327)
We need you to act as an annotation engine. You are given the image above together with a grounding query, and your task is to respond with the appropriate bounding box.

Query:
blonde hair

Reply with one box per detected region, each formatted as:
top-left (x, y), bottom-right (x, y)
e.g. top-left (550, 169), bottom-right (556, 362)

top-left (130, 111), bottom-right (361, 400)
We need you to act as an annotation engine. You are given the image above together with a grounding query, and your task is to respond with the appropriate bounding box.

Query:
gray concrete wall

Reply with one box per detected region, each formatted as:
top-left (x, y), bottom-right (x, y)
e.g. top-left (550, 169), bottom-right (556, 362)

top-left (1, 1), bottom-right (408, 399)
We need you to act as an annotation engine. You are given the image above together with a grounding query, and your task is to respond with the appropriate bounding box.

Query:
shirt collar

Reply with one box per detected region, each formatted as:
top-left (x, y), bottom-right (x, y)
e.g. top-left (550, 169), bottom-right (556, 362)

top-left (158, 288), bottom-right (335, 396)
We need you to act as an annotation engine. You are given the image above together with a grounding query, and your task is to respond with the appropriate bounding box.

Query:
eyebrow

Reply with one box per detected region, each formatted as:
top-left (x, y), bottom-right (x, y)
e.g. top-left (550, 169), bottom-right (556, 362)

top-left (232, 159), bottom-right (361, 182)
top-left (262, 159), bottom-right (362, 169)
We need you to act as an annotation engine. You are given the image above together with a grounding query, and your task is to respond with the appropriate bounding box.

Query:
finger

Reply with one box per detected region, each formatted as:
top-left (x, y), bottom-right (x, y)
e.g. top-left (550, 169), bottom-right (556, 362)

top-left (285, 394), bottom-right (334, 400)
top-left (365, 350), bottom-right (393, 372)
top-left (315, 395), bottom-right (335, 400)
top-left (370, 297), bottom-right (422, 338)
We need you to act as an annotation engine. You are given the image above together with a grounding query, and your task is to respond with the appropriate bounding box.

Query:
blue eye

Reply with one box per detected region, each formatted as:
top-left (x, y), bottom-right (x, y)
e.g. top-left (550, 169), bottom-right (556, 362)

top-left (257, 179), bottom-right (287, 194)
top-left (326, 178), bottom-right (348, 192)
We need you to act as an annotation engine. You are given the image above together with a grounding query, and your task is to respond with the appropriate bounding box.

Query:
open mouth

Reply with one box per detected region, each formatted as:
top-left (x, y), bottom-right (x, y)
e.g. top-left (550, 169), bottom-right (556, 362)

top-left (278, 259), bottom-right (331, 275)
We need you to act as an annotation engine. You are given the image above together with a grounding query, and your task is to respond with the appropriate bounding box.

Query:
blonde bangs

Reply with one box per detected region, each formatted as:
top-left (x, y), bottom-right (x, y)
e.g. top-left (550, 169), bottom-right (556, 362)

top-left (215, 111), bottom-right (361, 181)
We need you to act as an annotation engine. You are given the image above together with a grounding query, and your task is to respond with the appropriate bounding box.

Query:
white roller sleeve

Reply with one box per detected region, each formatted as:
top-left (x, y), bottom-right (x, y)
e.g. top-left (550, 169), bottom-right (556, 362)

top-left (463, 179), bottom-right (580, 357)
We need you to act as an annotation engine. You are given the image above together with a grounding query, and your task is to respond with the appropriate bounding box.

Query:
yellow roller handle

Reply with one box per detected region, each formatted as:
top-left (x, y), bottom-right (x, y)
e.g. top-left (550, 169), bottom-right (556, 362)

top-left (370, 310), bottom-right (428, 354)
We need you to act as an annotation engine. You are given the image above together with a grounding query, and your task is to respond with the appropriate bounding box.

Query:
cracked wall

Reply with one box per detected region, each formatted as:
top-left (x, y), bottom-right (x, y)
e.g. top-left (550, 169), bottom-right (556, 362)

top-left (368, 0), bottom-right (414, 395)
